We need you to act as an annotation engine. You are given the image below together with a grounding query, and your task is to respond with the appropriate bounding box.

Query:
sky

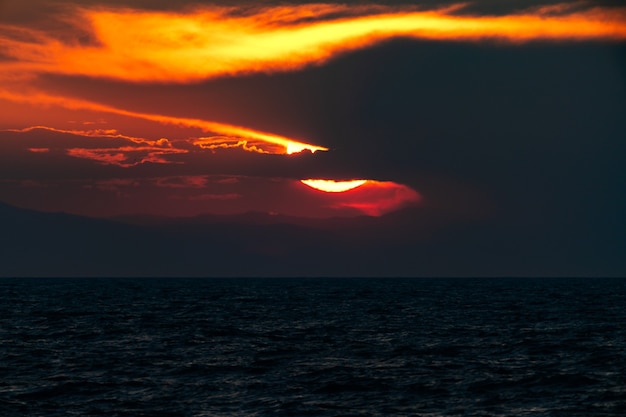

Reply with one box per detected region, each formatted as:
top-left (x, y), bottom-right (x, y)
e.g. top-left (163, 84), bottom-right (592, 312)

top-left (1, 0), bottom-right (625, 275)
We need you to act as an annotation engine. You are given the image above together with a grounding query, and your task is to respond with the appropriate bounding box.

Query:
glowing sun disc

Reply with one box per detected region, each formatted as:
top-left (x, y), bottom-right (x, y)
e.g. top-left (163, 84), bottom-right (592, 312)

top-left (301, 179), bottom-right (367, 192)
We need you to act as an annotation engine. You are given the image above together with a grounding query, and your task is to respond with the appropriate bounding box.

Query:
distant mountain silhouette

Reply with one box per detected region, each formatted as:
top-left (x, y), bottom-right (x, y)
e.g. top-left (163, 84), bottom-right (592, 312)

top-left (111, 206), bottom-right (441, 232)
top-left (2, 201), bottom-right (623, 277)
top-left (0, 201), bottom-right (445, 276)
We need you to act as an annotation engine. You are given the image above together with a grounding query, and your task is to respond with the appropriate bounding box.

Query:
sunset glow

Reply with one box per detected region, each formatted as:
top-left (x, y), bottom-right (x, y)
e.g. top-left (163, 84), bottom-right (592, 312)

top-left (298, 180), bottom-right (421, 216)
top-left (301, 179), bottom-right (368, 193)
top-left (1, 4), bottom-right (625, 83)
top-left (0, 1), bottom-right (623, 222)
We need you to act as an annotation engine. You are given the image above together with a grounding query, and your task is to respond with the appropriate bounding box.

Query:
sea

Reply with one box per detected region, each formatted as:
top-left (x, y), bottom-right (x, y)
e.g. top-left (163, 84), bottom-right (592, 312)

top-left (0, 278), bottom-right (624, 417)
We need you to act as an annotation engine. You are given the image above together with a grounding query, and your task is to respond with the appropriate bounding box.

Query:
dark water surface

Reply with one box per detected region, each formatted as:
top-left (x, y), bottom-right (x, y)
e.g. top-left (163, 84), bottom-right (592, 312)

top-left (1, 278), bottom-right (625, 416)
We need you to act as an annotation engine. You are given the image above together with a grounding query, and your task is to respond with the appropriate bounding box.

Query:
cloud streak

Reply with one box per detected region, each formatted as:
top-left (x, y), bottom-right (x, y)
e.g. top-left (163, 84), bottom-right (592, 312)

top-left (0, 91), bottom-right (326, 154)
top-left (6, 125), bottom-right (186, 167)
top-left (0, 3), bottom-right (624, 83)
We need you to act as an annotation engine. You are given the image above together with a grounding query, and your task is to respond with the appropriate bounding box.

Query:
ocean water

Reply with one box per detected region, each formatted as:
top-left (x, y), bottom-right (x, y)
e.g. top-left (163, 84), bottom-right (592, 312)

top-left (0, 278), bottom-right (624, 417)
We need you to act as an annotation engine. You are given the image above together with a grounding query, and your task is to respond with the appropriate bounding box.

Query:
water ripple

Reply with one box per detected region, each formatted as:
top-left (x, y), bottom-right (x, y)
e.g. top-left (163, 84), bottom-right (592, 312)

top-left (0, 278), bottom-right (625, 416)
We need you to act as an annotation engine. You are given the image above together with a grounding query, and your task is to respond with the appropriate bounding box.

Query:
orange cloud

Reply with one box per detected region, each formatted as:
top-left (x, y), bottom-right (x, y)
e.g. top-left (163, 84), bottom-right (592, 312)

top-left (9, 125), bottom-right (173, 147)
top-left (4, 125), bottom-right (187, 166)
top-left (1, 3), bottom-right (624, 83)
top-left (0, 91), bottom-right (327, 155)
top-left (66, 145), bottom-right (186, 167)
top-left (193, 136), bottom-right (275, 154)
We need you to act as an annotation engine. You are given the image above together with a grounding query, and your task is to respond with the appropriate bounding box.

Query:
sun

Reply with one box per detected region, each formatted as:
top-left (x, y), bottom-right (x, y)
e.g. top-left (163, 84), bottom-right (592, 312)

top-left (300, 179), bottom-right (368, 192)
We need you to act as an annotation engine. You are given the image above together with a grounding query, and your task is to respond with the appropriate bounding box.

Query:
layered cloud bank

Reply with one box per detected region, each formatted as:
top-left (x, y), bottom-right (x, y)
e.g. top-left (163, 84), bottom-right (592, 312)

top-left (0, 2), bottom-right (624, 219)
top-left (0, 128), bottom-right (421, 217)
top-left (1, 3), bottom-right (625, 82)
top-left (1, 2), bottom-right (623, 154)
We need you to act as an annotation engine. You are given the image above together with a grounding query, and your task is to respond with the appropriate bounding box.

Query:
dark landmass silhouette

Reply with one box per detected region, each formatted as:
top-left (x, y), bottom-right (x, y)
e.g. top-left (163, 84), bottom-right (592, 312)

top-left (2, 201), bottom-right (623, 277)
